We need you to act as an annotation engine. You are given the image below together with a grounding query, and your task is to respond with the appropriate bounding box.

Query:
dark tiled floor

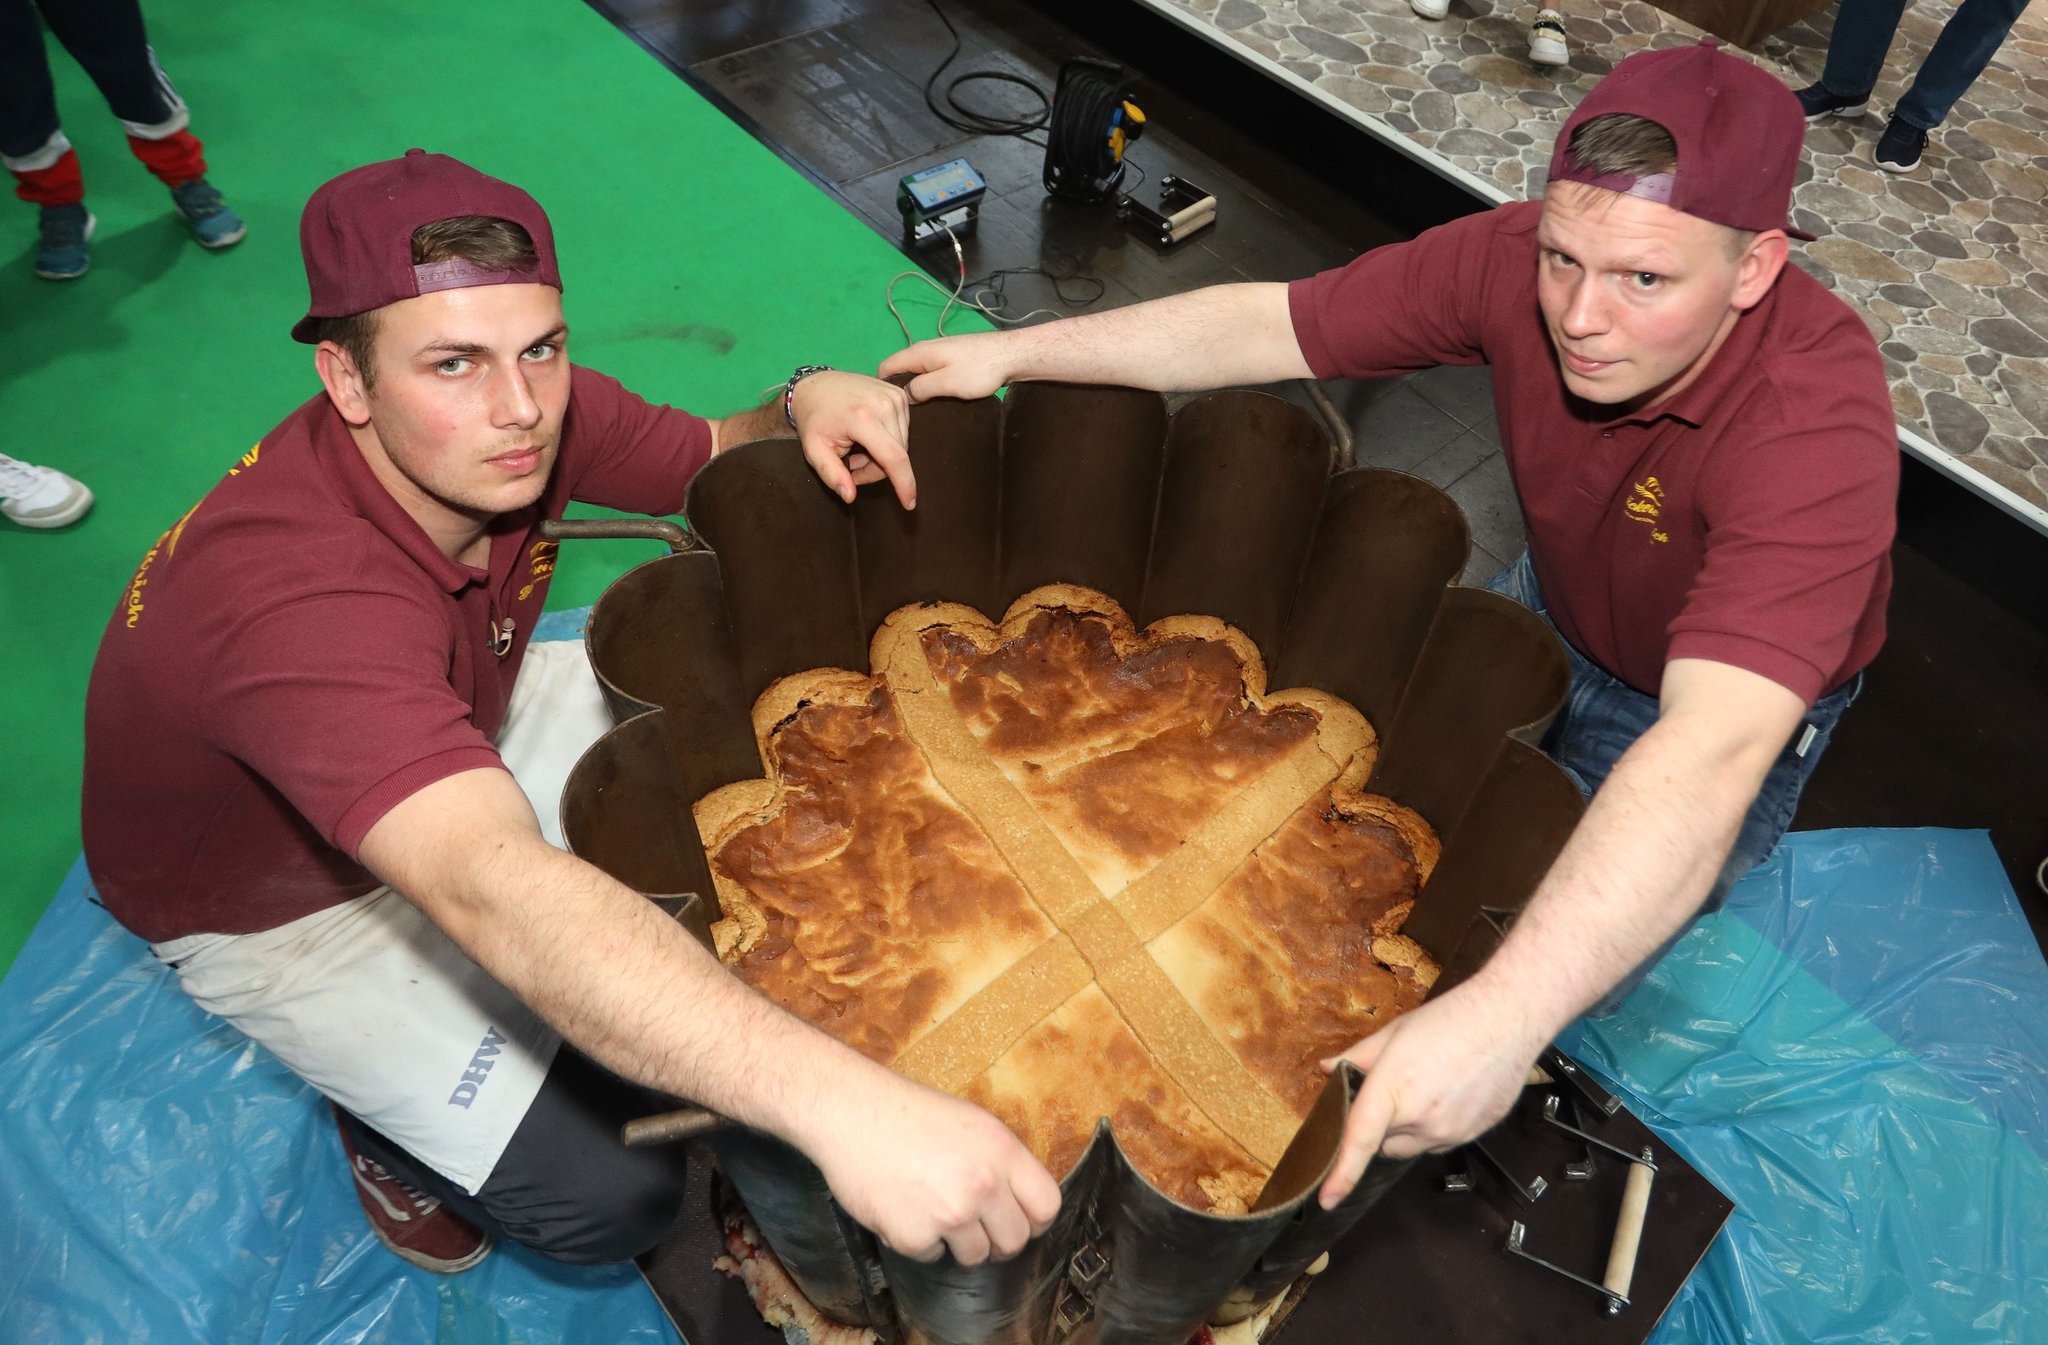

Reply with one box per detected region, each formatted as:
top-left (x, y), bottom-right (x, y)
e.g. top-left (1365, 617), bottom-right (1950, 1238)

top-left (585, 0), bottom-right (2048, 949)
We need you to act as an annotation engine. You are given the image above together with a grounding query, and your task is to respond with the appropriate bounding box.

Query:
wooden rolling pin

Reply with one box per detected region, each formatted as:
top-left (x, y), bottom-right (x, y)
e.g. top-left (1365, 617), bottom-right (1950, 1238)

top-left (1603, 1154), bottom-right (1656, 1306)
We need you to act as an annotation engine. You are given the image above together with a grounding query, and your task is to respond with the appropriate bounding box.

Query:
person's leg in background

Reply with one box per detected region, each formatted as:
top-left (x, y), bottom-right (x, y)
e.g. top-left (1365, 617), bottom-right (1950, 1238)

top-left (0, 0), bottom-right (97, 280)
top-left (1799, 0), bottom-right (1912, 118)
top-left (28, 0), bottom-right (245, 252)
top-left (1877, 0), bottom-right (2032, 170)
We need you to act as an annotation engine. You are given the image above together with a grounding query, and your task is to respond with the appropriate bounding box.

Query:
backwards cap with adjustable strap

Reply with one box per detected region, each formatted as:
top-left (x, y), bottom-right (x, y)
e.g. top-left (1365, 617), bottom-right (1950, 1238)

top-left (1547, 40), bottom-right (1816, 242)
top-left (291, 149), bottom-right (563, 343)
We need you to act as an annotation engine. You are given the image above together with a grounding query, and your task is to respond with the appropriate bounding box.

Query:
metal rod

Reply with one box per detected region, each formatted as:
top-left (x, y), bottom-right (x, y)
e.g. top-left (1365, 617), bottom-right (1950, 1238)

top-left (1541, 1095), bottom-right (1661, 1170)
top-left (621, 1105), bottom-right (733, 1147)
top-left (540, 517), bottom-right (699, 554)
top-left (1505, 1221), bottom-right (1630, 1314)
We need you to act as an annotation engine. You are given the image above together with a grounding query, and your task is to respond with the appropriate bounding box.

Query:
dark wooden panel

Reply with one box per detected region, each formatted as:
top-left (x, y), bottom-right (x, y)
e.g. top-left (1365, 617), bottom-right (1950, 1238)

top-left (691, 28), bottom-right (958, 182)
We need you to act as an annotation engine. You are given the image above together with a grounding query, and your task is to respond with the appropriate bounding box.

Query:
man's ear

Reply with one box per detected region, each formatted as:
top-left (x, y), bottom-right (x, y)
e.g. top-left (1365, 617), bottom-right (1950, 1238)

top-left (315, 342), bottom-right (373, 427)
top-left (1731, 229), bottom-right (1790, 313)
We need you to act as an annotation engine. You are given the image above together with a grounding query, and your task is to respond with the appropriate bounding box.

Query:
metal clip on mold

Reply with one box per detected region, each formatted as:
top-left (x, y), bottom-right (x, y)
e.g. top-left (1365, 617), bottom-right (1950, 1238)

top-left (1050, 1239), bottom-right (1112, 1339)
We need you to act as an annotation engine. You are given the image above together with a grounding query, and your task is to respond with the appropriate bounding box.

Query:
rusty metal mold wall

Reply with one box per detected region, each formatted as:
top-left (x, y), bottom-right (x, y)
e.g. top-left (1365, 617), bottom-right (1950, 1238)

top-left (560, 384), bottom-right (1584, 1344)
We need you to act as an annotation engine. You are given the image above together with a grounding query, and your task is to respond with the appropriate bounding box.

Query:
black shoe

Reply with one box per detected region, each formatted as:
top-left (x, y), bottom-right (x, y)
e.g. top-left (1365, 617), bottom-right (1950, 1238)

top-left (1874, 116), bottom-right (1927, 173)
top-left (1793, 82), bottom-right (1869, 122)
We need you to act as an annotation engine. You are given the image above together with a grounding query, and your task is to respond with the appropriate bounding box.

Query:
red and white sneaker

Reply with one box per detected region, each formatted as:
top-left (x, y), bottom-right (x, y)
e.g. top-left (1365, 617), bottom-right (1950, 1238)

top-left (335, 1111), bottom-right (493, 1274)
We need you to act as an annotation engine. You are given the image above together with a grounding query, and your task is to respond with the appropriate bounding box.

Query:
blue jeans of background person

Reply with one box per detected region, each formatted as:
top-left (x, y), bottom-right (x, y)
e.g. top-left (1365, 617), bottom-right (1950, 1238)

top-left (1484, 555), bottom-right (1861, 1014)
top-left (1817, 0), bottom-right (2031, 131)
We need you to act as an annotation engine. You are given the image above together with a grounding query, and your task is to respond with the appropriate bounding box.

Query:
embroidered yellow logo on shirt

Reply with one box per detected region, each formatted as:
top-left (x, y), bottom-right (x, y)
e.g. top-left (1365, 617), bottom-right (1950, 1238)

top-left (517, 538), bottom-right (559, 603)
top-left (226, 441), bottom-right (263, 476)
top-left (1624, 476), bottom-right (1669, 544)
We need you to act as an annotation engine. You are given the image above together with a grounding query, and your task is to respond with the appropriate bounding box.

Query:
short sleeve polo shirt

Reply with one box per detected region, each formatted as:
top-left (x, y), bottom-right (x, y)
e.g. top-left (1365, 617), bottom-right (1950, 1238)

top-left (82, 364), bottom-right (712, 942)
top-left (1289, 200), bottom-right (1897, 704)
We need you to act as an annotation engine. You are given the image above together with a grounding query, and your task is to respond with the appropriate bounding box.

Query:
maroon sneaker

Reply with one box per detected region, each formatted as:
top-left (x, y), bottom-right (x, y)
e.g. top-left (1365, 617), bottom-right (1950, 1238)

top-left (335, 1111), bottom-right (493, 1273)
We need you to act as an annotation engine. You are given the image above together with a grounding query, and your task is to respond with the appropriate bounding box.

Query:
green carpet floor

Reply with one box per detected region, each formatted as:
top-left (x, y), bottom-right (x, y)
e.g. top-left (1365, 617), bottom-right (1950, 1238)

top-left (0, 0), bottom-right (974, 974)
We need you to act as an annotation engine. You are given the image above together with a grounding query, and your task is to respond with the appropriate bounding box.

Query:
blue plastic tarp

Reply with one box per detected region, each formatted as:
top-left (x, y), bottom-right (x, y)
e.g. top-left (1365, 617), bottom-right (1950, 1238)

top-left (1568, 827), bottom-right (2048, 1345)
top-left (3, 648), bottom-right (2043, 1344)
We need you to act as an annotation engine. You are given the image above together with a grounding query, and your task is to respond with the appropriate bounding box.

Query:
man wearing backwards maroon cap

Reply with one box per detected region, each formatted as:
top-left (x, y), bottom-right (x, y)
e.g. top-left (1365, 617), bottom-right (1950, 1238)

top-left (884, 43), bottom-right (1898, 1205)
top-left (82, 150), bottom-right (1060, 1276)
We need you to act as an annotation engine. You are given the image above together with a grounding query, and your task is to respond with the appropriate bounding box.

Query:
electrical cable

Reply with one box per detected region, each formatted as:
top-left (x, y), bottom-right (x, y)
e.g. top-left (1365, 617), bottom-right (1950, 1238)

top-left (920, 0), bottom-right (1050, 137)
top-left (885, 227), bottom-right (1102, 342)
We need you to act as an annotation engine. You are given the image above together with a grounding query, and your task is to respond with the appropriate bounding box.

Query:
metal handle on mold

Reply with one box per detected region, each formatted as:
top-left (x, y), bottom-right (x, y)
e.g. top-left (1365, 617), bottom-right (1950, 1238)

top-left (622, 1105), bottom-right (734, 1148)
top-left (539, 517), bottom-right (702, 553)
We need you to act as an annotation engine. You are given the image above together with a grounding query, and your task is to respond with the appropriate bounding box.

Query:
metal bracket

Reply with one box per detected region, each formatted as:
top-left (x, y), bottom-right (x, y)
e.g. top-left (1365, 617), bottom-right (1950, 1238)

top-left (1441, 1136), bottom-right (1548, 1210)
top-left (1541, 1047), bottom-right (1623, 1118)
top-left (1048, 1206), bottom-right (1112, 1342)
top-left (1541, 1096), bottom-right (1661, 1173)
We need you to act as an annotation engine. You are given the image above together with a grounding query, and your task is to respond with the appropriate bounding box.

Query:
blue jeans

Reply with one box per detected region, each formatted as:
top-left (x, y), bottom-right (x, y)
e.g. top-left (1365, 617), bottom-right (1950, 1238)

top-left (1818, 0), bottom-right (2031, 131)
top-left (1484, 555), bottom-right (1861, 1014)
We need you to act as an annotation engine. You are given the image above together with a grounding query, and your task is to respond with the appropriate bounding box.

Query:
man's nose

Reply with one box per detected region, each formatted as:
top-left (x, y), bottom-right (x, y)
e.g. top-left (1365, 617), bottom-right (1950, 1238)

top-left (491, 363), bottom-right (543, 429)
top-left (1558, 275), bottom-right (1610, 339)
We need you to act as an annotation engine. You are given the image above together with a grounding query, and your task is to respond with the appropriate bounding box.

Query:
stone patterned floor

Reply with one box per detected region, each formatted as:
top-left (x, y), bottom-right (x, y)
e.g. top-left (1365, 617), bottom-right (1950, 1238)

top-left (1130, 0), bottom-right (2048, 527)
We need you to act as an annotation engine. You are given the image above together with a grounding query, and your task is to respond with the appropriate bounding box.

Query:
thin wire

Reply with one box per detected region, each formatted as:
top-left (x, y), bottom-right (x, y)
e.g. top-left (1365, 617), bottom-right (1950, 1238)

top-left (885, 238), bottom-right (1097, 342)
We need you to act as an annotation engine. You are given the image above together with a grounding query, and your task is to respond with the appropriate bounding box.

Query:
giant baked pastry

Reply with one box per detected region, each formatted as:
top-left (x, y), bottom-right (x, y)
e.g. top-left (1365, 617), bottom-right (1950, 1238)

top-left (696, 585), bottom-right (1439, 1213)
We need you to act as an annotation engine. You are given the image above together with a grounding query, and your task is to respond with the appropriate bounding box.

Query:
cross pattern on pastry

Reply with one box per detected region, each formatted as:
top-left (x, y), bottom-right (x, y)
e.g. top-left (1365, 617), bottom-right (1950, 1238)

top-left (697, 586), bottom-right (1439, 1213)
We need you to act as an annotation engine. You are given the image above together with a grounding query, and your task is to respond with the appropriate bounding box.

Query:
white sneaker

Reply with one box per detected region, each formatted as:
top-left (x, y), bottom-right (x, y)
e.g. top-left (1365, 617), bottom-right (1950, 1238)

top-left (0, 453), bottom-right (94, 528)
top-left (1530, 9), bottom-right (1569, 65)
top-left (1411, 0), bottom-right (1451, 18)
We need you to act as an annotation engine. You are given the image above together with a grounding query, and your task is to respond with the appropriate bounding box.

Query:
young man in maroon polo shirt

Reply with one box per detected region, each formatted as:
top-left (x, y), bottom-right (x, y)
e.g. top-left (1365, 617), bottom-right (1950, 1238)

top-left (82, 151), bottom-right (1060, 1275)
top-left (882, 44), bottom-right (1898, 1209)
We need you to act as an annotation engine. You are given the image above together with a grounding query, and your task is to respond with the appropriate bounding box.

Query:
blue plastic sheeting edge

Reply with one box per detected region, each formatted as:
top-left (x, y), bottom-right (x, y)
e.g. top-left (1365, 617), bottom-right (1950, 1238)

top-left (1564, 828), bottom-right (2048, 1345)
top-left (0, 856), bottom-right (683, 1345)
top-left (532, 604), bottom-right (591, 645)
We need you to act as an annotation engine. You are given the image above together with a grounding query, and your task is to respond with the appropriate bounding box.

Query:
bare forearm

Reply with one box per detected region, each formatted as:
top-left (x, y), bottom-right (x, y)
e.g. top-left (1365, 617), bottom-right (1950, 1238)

top-left (709, 400), bottom-right (785, 454)
top-left (1463, 717), bottom-right (1767, 1040)
top-left (405, 826), bottom-right (868, 1153)
top-left (986, 283), bottom-right (1308, 390)
top-left (881, 282), bottom-right (1307, 404)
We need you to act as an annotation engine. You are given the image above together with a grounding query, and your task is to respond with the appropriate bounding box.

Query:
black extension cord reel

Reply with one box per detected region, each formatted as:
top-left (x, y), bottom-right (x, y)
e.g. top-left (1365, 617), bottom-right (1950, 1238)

top-left (1041, 57), bottom-right (1145, 202)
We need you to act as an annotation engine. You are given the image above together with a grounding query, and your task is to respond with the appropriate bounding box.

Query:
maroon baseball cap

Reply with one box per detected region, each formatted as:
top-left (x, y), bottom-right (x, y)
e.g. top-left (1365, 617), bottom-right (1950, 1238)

top-left (291, 149), bottom-right (562, 343)
top-left (1547, 41), bottom-right (1814, 241)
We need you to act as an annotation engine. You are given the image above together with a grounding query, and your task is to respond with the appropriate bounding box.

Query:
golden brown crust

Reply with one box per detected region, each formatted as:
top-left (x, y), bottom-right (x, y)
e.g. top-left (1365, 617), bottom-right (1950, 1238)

top-left (698, 584), bottom-right (1441, 1213)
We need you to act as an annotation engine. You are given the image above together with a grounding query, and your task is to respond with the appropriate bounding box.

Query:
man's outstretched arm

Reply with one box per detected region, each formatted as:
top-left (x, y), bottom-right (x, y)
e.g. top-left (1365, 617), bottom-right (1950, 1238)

top-left (1315, 656), bottom-right (1807, 1206)
top-left (358, 767), bottom-right (1060, 1265)
top-left (879, 283), bottom-right (1312, 402)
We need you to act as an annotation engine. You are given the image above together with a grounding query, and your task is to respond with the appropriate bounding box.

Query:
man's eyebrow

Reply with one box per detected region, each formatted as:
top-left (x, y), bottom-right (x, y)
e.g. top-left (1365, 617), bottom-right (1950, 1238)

top-left (1536, 238), bottom-right (1676, 273)
top-left (414, 323), bottom-right (568, 360)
